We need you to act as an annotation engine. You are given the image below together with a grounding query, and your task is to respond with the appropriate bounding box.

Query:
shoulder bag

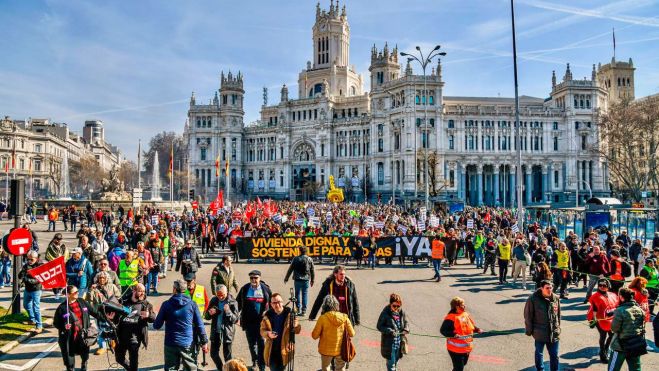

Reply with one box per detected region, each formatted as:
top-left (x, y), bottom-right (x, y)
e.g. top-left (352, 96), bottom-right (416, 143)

top-left (340, 322), bottom-right (356, 362)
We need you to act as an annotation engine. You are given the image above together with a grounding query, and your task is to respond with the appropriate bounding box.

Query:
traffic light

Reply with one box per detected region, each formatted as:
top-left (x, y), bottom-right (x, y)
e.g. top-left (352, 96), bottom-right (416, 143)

top-left (188, 189), bottom-right (195, 201)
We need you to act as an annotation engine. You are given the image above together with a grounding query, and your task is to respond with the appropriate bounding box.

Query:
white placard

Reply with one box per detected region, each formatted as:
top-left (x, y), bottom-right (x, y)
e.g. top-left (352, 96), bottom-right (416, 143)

top-left (467, 219), bottom-right (474, 229)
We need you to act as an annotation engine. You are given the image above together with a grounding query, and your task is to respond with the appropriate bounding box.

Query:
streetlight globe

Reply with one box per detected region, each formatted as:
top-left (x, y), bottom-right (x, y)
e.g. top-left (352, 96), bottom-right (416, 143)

top-left (400, 52), bottom-right (408, 56)
top-left (439, 52), bottom-right (447, 56)
top-left (433, 45), bottom-right (441, 50)
top-left (415, 46), bottom-right (421, 51)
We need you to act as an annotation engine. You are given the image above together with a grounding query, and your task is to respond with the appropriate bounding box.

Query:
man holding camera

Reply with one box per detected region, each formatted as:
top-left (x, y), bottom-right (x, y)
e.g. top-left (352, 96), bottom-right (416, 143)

top-left (176, 240), bottom-right (202, 279)
top-left (204, 284), bottom-right (239, 370)
top-left (109, 283), bottom-right (156, 371)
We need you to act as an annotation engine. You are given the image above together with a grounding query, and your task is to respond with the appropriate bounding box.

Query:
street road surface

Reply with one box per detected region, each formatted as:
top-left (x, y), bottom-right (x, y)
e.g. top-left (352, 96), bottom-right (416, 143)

top-left (0, 221), bottom-right (657, 370)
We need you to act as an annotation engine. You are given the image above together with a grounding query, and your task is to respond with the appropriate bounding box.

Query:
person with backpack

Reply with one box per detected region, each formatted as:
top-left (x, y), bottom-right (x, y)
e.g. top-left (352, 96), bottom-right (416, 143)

top-left (608, 249), bottom-right (632, 294)
top-left (65, 248), bottom-right (94, 298)
top-left (284, 246), bottom-right (315, 316)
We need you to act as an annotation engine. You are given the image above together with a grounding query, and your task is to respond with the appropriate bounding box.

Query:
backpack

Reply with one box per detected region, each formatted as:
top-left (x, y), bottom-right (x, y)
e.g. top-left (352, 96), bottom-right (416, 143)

top-left (621, 260), bottom-right (632, 278)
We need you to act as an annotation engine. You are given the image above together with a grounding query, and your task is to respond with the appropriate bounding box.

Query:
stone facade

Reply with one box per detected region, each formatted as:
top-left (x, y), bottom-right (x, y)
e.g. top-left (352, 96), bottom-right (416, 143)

top-left (0, 116), bottom-right (122, 199)
top-left (184, 1), bottom-right (624, 206)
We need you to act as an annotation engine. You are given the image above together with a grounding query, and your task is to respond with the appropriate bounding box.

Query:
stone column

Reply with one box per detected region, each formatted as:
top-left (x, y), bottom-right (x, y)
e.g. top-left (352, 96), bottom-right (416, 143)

top-left (493, 165), bottom-right (500, 206)
top-left (525, 166), bottom-right (532, 205)
top-left (542, 164), bottom-right (550, 202)
top-left (477, 164), bottom-right (484, 206)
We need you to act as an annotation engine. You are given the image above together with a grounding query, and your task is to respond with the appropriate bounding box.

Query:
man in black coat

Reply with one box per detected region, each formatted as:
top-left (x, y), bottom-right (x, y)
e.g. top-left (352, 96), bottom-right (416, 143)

top-left (308, 265), bottom-right (360, 326)
top-left (204, 284), bottom-right (240, 370)
top-left (176, 240), bottom-right (202, 278)
top-left (236, 270), bottom-right (271, 371)
top-left (111, 283), bottom-right (156, 371)
top-left (18, 250), bottom-right (44, 333)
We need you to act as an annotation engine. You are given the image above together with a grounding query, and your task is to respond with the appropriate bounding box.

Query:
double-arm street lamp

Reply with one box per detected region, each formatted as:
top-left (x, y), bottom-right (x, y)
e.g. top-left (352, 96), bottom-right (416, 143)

top-left (400, 45), bottom-right (446, 210)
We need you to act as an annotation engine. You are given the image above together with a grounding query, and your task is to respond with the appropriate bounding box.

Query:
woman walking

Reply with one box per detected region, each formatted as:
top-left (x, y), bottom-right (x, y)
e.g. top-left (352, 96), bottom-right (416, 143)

top-left (377, 293), bottom-right (409, 371)
top-left (311, 295), bottom-right (355, 371)
top-left (440, 297), bottom-right (482, 371)
top-left (53, 285), bottom-right (101, 371)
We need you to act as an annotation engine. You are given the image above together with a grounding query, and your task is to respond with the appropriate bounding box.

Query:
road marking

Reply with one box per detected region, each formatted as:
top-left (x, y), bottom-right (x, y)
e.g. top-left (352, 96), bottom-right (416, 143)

top-left (0, 341), bottom-right (58, 370)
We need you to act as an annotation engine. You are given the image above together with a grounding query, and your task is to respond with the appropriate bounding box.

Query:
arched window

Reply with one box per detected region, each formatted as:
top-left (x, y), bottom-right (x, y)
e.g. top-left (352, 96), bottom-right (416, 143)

top-left (350, 86), bottom-right (356, 96)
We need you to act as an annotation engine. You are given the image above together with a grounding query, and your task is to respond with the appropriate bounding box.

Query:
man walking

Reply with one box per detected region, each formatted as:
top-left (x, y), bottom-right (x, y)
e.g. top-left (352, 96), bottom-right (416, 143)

top-left (18, 251), bottom-right (43, 333)
top-left (431, 236), bottom-right (445, 282)
top-left (153, 279), bottom-right (209, 371)
top-left (524, 279), bottom-right (561, 371)
top-left (237, 270), bottom-right (272, 371)
top-left (309, 265), bottom-right (360, 327)
top-left (113, 283), bottom-right (156, 371)
top-left (284, 246), bottom-right (315, 315)
top-left (204, 284), bottom-right (240, 370)
top-left (609, 288), bottom-right (646, 371)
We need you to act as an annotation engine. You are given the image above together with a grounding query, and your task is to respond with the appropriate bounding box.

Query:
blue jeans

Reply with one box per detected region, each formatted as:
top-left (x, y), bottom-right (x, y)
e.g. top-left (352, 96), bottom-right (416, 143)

top-left (0, 260), bottom-right (11, 286)
top-left (146, 270), bottom-right (159, 293)
top-left (294, 280), bottom-right (310, 312)
top-left (48, 221), bottom-right (56, 231)
top-left (534, 340), bottom-right (559, 371)
top-left (432, 259), bottom-right (442, 278)
top-left (474, 250), bottom-right (484, 268)
top-left (367, 254), bottom-right (375, 268)
top-left (23, 290), bottom-right (42, 328)
top-left (387, 342), bottom-right (400, 371)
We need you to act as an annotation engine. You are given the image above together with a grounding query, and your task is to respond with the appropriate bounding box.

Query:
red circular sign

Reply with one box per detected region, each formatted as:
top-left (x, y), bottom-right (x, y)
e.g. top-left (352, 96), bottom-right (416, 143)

top-left (6, 228), bottom-right (33, 256)
top-left (232, 210), bottom-right (242, 220)
top-left (191, 201), bottom-right (199, 210)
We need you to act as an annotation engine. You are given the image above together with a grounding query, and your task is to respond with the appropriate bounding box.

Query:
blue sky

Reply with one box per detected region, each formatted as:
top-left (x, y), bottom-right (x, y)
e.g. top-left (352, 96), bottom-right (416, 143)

top-left (1, 0), bottom-right (658, 162)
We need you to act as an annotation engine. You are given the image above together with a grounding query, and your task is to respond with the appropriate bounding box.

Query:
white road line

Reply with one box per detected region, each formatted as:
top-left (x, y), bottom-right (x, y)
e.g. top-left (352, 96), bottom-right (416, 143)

top-left (0, 341), bottom-right (58, 371)
top-left (17, 338), bottom-right (56, 348)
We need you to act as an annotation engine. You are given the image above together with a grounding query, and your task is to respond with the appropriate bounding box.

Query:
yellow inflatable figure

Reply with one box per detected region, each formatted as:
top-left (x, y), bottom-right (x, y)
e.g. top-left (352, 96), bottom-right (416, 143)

top-left (327, 175), bottom-right (344, 203)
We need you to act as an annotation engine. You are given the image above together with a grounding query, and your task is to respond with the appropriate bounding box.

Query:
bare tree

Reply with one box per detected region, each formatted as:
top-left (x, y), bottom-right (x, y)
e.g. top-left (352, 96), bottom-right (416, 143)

top-left (144, 131), bottom-right (187, 180)
top-left (594, 96), bottom-right (659, 201)
top-left (118, 161), bottom-right (138, 190)
top-left (70, 155), bottom-right (105, 195)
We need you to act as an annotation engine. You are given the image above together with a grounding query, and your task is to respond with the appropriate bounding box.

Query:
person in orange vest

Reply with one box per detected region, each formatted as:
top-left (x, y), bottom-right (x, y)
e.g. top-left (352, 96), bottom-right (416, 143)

top-left (607, 250), bottom-right (626, 294)
top-left (431, 237), bottom-right (446, 282)
top-left (47, 208), bottom-right (59, 232)
top-left (587, 278), bottom-right (619, 364)
top-left (440, 297), bottom-right (482, 371)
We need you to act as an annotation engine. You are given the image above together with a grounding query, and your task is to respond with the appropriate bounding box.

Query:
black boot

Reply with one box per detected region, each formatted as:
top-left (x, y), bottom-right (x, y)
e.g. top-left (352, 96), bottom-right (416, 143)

top-left (599, 349), bottom-right (608, 363)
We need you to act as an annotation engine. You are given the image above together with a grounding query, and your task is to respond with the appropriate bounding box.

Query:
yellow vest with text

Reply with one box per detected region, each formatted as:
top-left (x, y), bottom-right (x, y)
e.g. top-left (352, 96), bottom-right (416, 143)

top-left (186, 285), bottom-right (207, 313)
top-left (555, 250), bottom-right (570, 269)
top-left (118, 259), bottom-right (139, 287)
top-left (498, 243), bottom-right (511, 260)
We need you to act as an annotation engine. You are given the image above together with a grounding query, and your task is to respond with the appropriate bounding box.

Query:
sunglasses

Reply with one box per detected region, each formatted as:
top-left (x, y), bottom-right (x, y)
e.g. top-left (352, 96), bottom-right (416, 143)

top-left (271, 301), bottom-right (283, 305)
top-left (249, 277), bottom-right (259, 280)
top-left (391, 304), bottom-right (401, 309)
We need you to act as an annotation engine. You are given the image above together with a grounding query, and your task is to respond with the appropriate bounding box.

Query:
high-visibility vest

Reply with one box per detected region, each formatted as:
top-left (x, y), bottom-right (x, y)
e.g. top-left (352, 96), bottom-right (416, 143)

top-left (445, 311), bottom-right (476, 354)
top-left (610, 260), bottom-right (623, 281)
top-left (643, 266), bottom-right (659, 288)
top-left (431, 239), bottom-right (445, 260)
top-left (118, 259), bottom-right (139, 287)
top-left (555, 250), bottom-right (570, 269)
top-left (186, 284), bottom-right (207, 313)
top-left (498, 243), bottom-right (511, 260)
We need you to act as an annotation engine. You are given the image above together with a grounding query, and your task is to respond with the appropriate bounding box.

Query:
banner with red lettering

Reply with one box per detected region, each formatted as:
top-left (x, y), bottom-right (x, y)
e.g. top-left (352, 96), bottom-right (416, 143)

top-left (28, 256), bottom-right (67, 289)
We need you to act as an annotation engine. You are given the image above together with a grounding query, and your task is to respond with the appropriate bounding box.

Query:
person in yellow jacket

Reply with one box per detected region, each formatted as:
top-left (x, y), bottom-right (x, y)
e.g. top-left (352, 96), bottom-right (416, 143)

top-left (311, 295), bottom-right (355, 371)
top-left (497, 238), bottom-right (512, 284)
top-left (184, 274), bottom-right (209, 314)
top-left (440, 297), bottom-right (482, 371)
top-left (550, 242), bottom-right (572, 299)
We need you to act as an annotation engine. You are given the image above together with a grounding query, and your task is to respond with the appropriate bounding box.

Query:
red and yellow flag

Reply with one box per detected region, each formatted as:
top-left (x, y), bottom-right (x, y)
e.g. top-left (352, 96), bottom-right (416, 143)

top-left (167, 143), bottom-right (174, 178)
top-left (215, 154), bottom-right (220, 177)
top-left (225, 159), bottom-right (230, 177)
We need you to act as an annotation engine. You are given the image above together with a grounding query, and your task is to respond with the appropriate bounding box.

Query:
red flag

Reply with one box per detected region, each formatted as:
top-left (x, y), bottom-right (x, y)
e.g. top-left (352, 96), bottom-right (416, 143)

top-left (28, 256), bottom-right (67, 289)
top-left (217, 189), bottom-right (224, 209)
top-left (4, 159), bottom-right (8, 173)
top-left (245, 202), bottom-right (255, 220)
top-left (256, 196), bottom-right (263, 210)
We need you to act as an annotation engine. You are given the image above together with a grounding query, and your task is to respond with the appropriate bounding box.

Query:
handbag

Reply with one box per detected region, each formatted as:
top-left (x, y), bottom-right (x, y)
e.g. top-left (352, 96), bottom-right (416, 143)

top-left (82, 323), bottom-right (99, 347)
top-left (340, 323), bottom-right (356, 363)
top-left (619, 332), bottom-right (647, 357)
top-left (400, 334), bottom-right (409, 355)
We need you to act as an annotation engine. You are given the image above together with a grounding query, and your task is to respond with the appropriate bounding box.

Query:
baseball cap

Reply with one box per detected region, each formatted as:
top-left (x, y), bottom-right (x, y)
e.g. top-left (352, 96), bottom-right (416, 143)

top-left (71, 247), bottom-right (82, 254)
top-left (184, 272), bottom-right (196, 281)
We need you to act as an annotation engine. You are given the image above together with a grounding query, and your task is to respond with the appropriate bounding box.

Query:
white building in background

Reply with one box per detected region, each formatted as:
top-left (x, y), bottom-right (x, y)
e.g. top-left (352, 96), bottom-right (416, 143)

top-left (185, 1), bottom-right (630, 206)
top-left (0, 116), bottom-right (122, 199)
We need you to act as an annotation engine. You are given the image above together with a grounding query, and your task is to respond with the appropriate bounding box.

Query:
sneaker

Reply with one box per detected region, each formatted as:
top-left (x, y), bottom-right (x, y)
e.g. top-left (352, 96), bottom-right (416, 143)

top-left (95, 348), bottom-right (107, 355)
top-left (31, 328), bottom-right (43, 334)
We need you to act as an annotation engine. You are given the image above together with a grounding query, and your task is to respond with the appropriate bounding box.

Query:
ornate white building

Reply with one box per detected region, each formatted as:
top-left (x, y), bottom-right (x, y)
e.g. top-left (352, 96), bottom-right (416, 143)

top-left (185, 1), bottom-right (630, 206)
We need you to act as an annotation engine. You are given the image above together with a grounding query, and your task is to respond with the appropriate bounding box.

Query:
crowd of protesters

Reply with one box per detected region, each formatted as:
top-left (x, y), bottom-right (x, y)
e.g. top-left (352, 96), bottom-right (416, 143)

top-left (3, 199), bottom-right (659, 370)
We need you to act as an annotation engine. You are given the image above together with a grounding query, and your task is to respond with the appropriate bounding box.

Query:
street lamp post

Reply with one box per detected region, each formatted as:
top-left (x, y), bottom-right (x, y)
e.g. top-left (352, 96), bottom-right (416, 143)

top-left (400, 45), bottom-right (446, 210)
top-left (510, 0), bottom-right (524, 227)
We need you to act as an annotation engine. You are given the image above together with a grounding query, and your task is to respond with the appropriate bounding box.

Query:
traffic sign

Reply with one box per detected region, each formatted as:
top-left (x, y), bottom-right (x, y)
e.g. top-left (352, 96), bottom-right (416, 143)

top-left (191, 201), bottom-right (199, 210)
top-left (5, 228), bottom-right (33, 255)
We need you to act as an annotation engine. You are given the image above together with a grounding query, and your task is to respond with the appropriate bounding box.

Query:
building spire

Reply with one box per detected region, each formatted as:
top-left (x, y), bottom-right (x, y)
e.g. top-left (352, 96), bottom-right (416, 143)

top-left (437, 58), bottom-right (442, 80)
top-left (551, 70), bottom-right (556, 88)
top-left (316, 1), bottom-right (320, 19)
top-left (591, 64), bottom-right (596, 81)
top-left (405, 60), bottom-right (413, 76)
top-left (190, 91), bottom-right (196, 106)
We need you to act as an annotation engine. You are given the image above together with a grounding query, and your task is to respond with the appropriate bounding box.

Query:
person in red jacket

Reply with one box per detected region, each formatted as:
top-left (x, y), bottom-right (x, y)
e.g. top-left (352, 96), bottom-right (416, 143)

top-left (584, 245), bottom-right (610, 303)
top-left (228, 225), bottom-right (244, 262)
top-left (586, 278), bottom-right (619, 363)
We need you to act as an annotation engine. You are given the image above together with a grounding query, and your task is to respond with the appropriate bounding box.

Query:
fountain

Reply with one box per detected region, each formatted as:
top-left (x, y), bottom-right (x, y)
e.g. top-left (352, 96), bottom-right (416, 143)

top-left (60, 152), bottom-right (71, 199)
top-left (151, 151), bottom-right (162, 201)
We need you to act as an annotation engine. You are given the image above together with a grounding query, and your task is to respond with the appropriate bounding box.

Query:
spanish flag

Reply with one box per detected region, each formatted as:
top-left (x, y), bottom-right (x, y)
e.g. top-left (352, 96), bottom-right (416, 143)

top-left (225, 159), bottom-right (229, 177)
top-left (215, 154), bottom-right (220, 177)
top-left (168, 143), bottom-right (174, 178)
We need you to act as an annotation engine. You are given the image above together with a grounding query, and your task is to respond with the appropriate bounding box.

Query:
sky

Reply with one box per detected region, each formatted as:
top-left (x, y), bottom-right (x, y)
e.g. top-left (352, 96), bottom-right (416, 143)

top-left (1, 0), bottom-right (658, 162)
